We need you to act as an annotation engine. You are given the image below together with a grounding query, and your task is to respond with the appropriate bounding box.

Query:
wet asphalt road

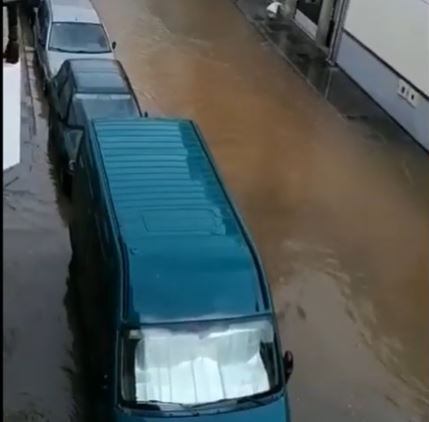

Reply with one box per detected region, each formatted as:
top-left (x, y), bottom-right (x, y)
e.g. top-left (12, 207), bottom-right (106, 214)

top-left (3, 1), bottom-right (429, 421)
top-left (4, 15), bottom-right (82, 422)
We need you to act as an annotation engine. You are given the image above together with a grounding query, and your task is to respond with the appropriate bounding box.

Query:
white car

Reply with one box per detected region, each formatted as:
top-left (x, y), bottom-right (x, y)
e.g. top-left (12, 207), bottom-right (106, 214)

top-left (33, 0), bottom-right (116, 91)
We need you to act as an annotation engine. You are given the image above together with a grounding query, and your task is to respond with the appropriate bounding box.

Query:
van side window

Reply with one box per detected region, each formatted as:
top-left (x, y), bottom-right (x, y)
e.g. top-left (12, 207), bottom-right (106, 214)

top-left (88, 178), bottom-right (94, 199)
top-left (95, 215), bottom-right (109, 260)
top-left (84, 214), bottom-right (112, 378)
top-left (103, 220), bottom-right (110, 248)
top-left (101, 210), bottom-right (113, 251)
top-left (75, 141), bottom-right (99, 225)
top-left (86, 142), bottom-right (94, 168)
top-left (81, 143), bottom-right (96, 200)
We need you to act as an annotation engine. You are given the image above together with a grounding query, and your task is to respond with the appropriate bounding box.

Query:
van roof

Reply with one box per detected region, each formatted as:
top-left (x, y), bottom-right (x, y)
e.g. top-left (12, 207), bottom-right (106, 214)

top-left (68, 59), bottom-right (132, 94)
top-left (89, 119), bottom-right (270, 324)
top-left (50, 0), bottom-right (101, 23)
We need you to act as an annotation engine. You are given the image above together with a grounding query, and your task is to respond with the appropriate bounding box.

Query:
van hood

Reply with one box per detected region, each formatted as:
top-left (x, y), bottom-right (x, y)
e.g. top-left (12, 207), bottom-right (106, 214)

top-left (47, 50), bottom-right (114, 79)
top-left (114, 396), bottom-right (290, 422)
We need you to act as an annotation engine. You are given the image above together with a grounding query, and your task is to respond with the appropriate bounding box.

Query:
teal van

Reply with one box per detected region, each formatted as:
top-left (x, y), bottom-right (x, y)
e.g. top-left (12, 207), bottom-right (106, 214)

top-left (69, 118), bottom-right (293, 421)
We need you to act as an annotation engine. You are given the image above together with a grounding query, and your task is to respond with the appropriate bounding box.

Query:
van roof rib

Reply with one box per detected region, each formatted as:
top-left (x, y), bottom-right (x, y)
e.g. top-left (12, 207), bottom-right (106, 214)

top-left (90, 118), bottom-right (269, 324)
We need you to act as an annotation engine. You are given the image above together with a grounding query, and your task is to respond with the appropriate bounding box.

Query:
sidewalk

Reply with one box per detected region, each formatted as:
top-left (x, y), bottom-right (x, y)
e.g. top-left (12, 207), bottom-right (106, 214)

top-left (232, 0), bottom-right (426, 153)
top-left (3, 11), bottom-right (36, 185)
top-left (4, 13), bottom-right (80, 422)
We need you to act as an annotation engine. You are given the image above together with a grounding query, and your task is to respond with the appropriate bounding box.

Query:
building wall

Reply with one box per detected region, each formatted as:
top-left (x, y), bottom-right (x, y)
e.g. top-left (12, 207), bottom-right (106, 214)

top-left (337, 33), bottom-right (429, 150)
top-left (336, 0), bottom-right (429, 150)
top-left (342, 0), bottom-right (429, 96)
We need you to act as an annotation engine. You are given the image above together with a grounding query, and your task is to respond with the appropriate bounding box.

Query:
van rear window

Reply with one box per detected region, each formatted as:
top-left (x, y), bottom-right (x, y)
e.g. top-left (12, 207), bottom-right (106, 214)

top-left (75, 94), bottom-right (140, 119)
top-left (121, 318), bottom-right (279, 410)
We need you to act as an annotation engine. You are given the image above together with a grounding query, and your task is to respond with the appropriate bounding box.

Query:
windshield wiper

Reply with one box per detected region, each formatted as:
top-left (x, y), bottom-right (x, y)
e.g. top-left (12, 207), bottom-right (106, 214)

top-left (139, 400), bottom-right (200, 415)
top-left (49, 47), bottom-right (72, 52)
top-left (71, 49), bottom-right (110, 54)
top-left (68, 50), bottom-right (96, 54)
top-left (189, 395), bottom-right (265, 411)
top-left (236, 395), bottom-right (267, 406)
top-left (138, 401), bottom-right (161, 410)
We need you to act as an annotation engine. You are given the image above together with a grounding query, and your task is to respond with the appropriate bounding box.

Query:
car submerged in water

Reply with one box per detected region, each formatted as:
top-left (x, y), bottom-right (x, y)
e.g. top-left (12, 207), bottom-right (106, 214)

top-left (33, 0), bottom-right (116, 91)
top-left (47, 58), bottom-right (143, 194)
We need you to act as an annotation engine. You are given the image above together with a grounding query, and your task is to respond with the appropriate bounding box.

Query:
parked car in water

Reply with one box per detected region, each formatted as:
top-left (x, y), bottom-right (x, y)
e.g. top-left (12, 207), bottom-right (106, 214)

top-left (47, 59), bottom-right (143, 194)
top-left (33, 0), bottom-right (115, 90)
top-left (69, 117), bottom-right (294, 422)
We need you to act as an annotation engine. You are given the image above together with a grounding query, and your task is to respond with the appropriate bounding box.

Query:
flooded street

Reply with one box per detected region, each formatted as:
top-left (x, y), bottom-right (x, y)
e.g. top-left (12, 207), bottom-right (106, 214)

top-left (4, 1), bottom-right (429, 421)
top-left (3, 17), bottom-right (84, 422)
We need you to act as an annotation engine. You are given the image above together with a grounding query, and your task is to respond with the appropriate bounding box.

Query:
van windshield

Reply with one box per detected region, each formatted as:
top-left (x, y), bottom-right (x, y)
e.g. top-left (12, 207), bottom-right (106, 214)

top-left (49, 23), bottom-right (111, 53)
top-left (121, 318), bottom-right (279, 409)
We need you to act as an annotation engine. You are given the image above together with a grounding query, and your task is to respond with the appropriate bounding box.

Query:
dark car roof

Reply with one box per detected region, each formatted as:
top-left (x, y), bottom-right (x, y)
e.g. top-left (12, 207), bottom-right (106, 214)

top-left (67, 59), bottom-right (132, 95)
top-left (88, 118), bottom-right (270, 324)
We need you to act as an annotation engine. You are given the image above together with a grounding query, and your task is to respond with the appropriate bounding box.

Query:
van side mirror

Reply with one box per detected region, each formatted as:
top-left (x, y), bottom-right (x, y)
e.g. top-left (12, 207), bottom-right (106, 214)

top-left (283, 350), bottom-right (293, 384)
top-left (111, 41), bottom-right (117, 50)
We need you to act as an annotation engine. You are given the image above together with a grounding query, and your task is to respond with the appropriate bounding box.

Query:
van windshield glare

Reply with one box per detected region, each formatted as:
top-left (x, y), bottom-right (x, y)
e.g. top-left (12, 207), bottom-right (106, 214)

top-left (121, 318), bottom-right (279, 409)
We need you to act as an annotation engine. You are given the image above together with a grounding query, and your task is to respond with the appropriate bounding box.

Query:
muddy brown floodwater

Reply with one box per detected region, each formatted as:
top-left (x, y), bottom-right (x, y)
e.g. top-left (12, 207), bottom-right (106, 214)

top-left (4, 1), bottom-right (429, 421)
